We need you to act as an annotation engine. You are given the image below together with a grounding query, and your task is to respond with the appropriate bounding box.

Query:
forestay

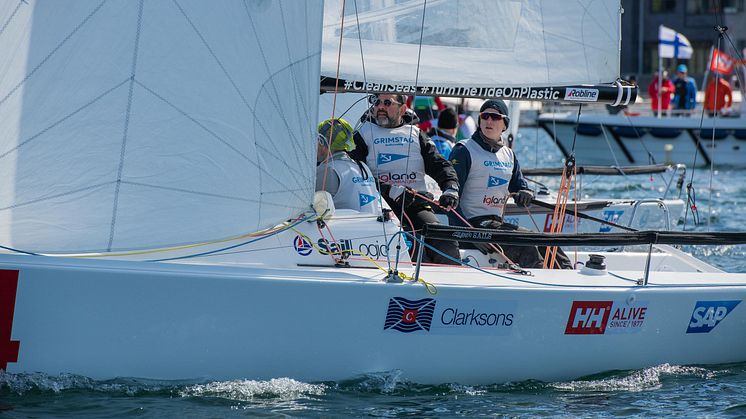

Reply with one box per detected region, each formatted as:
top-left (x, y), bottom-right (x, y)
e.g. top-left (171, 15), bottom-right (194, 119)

top-left (322, 0), bottom-right (623, 100)
top-left (0, 0), bottom-right (323, 253)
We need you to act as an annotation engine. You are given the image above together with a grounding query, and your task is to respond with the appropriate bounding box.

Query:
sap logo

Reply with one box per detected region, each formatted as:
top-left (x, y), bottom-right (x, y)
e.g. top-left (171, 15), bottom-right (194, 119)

top-left (377, 153), bottom-right (408, 165)
top-left (600, 210), bottom-right (624, 233)
top-left (487, 176), bottom-right (508, 188)
top-left (564, 88), bottom-right (599, 102)
top-left (359, 193), bottom-right (377, 207)
top-left (384, 297), bottom-right (436, 333)
top-left (293, 235), bottom-right (313, 256)
top-left (483, 195), bottom-right (508, 206)
top-left (379, 171), bottom-right (417, 184)
top-left (565, 301), bottom-right (613, 334)
top-left (686, 300), bottom-right (741, 333)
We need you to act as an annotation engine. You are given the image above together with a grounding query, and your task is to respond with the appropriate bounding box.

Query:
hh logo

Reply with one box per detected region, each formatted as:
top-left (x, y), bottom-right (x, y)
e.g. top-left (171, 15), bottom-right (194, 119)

top-left (0, 269), bottom-right (20, 371)
top-left (377, 153), bottom-right (407, 165)
top-left (565, 301), bottom-right (613, 334)
top-left (384, 297), bottom-right (436, 333)
top-left (293, 235), bottom-right (313, 256)
top-left (686, 300), bottom-right (741, 334)
top-left (487, 175), bottom-right (508, 188)
top-left (359, 193), bottom-right (376, 207)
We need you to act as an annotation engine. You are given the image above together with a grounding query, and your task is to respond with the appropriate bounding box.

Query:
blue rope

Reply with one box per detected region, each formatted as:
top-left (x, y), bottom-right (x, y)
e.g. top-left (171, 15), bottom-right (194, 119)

top-left (147, 213), bottom-right (316, 262)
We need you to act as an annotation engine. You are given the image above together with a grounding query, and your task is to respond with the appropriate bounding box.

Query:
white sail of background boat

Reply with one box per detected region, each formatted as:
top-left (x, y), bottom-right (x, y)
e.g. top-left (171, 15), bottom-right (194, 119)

top-left (0, 0), bottom-right (745, 385)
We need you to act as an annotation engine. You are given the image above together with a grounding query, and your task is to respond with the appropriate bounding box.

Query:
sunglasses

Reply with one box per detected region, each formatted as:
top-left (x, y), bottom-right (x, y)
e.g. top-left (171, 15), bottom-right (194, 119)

top-left (372, 98), bottom-right (401, 107)
top-left (480, 112), bottom-right (506, 121)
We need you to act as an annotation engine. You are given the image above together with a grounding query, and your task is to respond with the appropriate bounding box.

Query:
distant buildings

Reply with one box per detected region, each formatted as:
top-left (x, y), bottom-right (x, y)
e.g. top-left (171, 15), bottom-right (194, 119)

top-left (621, 0), bottom-right (745, 79)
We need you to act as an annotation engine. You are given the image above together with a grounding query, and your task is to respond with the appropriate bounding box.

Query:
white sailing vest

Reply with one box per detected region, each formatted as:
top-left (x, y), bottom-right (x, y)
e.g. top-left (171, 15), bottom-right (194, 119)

top-left (327, 153), bottom-right (382, 214)
top-left (459, 139), bottom-right (515, 219)
top-left (357, 122), bottom-right (427, 190)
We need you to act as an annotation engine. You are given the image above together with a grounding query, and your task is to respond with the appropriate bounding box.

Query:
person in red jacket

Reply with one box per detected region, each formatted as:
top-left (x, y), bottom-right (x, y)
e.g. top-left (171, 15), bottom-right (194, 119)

top-left (648, 70), bottom-right (674, 115)
top-left (704, 75), bottom-right (733, 117)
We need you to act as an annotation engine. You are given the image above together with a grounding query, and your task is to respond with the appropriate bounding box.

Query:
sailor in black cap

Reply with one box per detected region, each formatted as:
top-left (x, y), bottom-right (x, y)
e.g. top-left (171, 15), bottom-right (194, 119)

top-left (449, 99), bottom-right (572, 269)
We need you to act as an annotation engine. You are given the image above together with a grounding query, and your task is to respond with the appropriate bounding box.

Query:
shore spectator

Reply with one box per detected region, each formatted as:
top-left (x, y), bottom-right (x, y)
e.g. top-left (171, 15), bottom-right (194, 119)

top-left (648, 70), bottom-right (674, 115)
top-left (704, 75), bottom-right (733, 117)
top-left (672, 64), bottom-right (697, 116)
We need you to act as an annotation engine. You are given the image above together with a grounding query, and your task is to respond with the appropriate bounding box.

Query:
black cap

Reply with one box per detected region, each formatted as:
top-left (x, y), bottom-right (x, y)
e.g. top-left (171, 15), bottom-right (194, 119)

top-left (437, 107), bottom-right (458, 129)
top-left (479, 99), bottom-right (510, 129)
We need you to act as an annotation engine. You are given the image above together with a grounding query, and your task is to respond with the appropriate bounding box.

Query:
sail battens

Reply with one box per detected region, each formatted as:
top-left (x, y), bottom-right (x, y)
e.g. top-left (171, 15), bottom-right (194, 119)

top-left (0, 0), bottom-right (323, 253)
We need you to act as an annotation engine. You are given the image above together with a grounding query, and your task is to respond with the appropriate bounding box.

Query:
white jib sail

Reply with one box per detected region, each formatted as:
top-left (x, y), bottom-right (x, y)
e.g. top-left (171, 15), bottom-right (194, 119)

top-left (322, 0), bottom-right (621, 89)
top-left (0, 0), bottom-right (323, 253)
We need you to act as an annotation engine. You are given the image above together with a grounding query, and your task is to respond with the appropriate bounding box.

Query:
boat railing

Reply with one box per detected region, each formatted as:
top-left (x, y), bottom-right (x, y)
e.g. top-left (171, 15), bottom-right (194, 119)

top-left (418, 224), bottom-right (746, 285)
top-left (626, 198), bottom-right (672, 232)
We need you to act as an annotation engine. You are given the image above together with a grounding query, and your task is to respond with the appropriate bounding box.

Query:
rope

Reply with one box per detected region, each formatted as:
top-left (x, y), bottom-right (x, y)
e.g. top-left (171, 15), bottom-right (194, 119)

top-left (292, 228), bottom-right (438, 295)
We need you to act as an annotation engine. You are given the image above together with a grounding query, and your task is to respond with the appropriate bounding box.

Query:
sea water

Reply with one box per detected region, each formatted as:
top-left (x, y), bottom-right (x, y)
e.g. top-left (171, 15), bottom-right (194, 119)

top-left (2, 128), bottom-right (745, 417)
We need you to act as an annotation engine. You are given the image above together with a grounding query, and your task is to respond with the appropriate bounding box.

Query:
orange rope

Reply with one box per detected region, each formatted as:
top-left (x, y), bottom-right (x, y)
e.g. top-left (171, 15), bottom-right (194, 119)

top-left (543, 163), bottom-right (576, 269)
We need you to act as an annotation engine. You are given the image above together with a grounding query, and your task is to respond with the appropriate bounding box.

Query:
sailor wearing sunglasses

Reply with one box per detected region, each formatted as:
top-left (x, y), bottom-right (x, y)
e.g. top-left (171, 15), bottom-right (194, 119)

top-left (349, 94), bottom-right (461, 265)
top-left (449, 99), bottom-right (572, 269)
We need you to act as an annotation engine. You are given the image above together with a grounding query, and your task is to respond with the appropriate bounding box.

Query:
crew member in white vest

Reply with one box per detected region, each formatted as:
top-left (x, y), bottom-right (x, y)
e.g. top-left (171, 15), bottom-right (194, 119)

top-left (349, 94), bottom-right (461, 265)
top-left (316, 118), bottom-right (381, 215)
top-left (449, 99), bottom-right (572, 269)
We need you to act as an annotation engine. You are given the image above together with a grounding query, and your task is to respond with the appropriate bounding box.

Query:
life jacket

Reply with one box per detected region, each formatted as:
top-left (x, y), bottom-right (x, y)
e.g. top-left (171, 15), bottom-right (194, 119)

top-left (356, 121), bottom-right (427, 191)
top-left (324, 152), bottom-right (382, 214)
top-left (459, 138), bottom-right (514, 219)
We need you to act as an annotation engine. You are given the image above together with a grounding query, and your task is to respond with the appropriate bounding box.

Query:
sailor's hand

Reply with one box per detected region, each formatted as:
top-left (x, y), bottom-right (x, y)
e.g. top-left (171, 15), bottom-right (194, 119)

top-left (514, 189), bottom-right (534, 207)
top-left (439, 188), bottom-right (459, 210)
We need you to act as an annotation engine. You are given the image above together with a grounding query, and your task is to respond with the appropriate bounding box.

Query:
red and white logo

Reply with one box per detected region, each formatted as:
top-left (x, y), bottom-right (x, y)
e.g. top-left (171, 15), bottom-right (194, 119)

top-left (0, 269), bottom-right (20, 371)
top-left (565, 300), bottom-right (648, 335)
top-left (565, 301), bottom-right (612, 334)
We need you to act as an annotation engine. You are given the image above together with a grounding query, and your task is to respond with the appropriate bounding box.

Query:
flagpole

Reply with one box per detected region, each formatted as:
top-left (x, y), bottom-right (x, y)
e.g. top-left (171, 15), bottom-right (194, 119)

top-left (701, 45), bottom-right (714, 92)
top-left (657, 49), bottom-right (662, 118)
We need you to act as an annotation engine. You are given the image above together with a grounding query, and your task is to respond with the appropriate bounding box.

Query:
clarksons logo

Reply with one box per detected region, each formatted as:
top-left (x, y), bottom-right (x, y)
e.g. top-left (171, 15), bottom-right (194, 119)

top-left (564, 88), bottom-right (599, 102)
top-left (384, 298), bottom-right (516, 335)
top-left (686, 300), bottom-right (740, 333)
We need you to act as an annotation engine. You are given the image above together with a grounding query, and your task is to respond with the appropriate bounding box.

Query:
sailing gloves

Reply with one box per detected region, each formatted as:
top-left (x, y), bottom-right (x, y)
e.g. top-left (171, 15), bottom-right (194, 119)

top-left (438, 188), bottom-right (459, 210)
top-left (514, 189), bottom-right (534, 207)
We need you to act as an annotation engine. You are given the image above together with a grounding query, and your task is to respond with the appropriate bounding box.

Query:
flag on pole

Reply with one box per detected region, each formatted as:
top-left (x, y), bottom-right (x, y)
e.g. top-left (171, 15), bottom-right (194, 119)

top-left (659, 25), bottom-right (693, 59)
top-left (709, 48), bottom-right (735, 74)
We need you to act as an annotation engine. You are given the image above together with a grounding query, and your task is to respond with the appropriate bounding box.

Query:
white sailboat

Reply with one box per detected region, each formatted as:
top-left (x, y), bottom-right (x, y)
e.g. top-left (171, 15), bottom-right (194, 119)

top-left (537, 111), bottom-right (746, 167)
top-left (0, 0), bottom-right (745, 386)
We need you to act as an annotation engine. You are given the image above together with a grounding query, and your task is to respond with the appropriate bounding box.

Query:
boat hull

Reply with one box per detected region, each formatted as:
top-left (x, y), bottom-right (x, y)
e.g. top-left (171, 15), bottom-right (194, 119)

top-left (539, 114), bottom-right (746, 167)
top-left (3, 254), bottom-right (746, 384)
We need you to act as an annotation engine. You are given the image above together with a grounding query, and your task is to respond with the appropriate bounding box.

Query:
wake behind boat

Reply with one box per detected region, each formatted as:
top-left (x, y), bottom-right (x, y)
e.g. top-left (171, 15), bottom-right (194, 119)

top-left (0, 0), bottom-right (745, 386)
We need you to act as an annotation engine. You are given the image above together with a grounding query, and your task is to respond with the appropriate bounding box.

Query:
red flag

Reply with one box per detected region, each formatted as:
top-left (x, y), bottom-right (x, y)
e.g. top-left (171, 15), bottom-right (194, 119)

top-left (709, 48), bottom-right (734, 74)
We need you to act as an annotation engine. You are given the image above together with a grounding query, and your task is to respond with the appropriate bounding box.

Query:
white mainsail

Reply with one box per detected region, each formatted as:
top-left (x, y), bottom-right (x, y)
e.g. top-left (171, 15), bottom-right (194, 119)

top-left (322, 0), bottom-right (622, 95)
top-left (0, 0), bottom-right (323, 253)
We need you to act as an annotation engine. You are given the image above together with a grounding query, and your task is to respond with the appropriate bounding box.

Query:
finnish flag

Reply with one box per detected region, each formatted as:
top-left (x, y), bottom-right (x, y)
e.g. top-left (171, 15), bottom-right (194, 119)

top-left (659, 25), bottom-right (692, 59)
